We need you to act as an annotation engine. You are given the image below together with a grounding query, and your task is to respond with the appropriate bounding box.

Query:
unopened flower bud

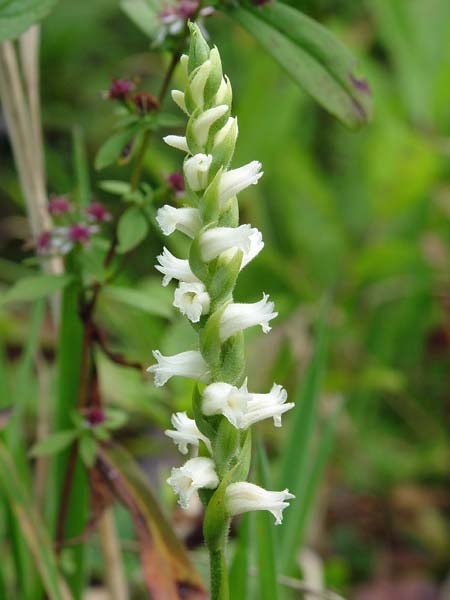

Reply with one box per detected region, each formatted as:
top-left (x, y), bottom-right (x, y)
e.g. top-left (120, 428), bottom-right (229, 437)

top-left (108, 78), bottom-right (134, 100)
top-left (184, 153), bottom-right (212, 191)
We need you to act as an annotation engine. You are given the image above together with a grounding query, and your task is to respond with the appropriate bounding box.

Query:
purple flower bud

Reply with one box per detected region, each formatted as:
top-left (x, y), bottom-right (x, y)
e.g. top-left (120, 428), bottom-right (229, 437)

top-left (133, 92), bottom-right (159, 115)
top-left (167, 171), bottom-right (185, 193)
top-left (178, 0), bottom-right (199, 19)
top-left (48, 196), bottom-right (71, 216)
top-left (68, 223), bottom-right (96, 245)
top-left (86, 202), bottom-right (112, 223)
top-left (85, 407), bottom-right (105, 426)
top-left (37, 230), bottom-right (52, 254)
top-left (108, 78), bottom-right (135, 100)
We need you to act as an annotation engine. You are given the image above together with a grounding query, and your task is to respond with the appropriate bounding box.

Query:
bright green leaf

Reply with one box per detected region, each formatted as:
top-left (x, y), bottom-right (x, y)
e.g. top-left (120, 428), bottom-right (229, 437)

top-left (102, 284), bottom-right (171, 318)
top-left (116, 207), bottom-right (149, 254)
top-left (30, 430), bottom-right (77, 457)
top-left (95, 128), bottom-right (137, 170)
top-left (79, 435), bottom-right (97, 468)
top-left (230, 3), bottom-right (372, 129)
top-left (0, 0), bottom-right (58, 43)
top-left (0, 274), bottom-right (73, 306)
top-left (98, 180), bottom-right (132, 196)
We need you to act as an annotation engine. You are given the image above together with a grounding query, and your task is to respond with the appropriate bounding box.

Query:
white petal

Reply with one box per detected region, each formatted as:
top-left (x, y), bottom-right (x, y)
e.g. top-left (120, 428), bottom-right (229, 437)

top-left (184, 153), bottom-right (213, 191)
top-left (219, 293), bottom-right (277, 342)
top-left (218, 161), bottom-right (263, 206)
top-left (189, 59), bottom-right (211, 107)
top-left (214, 116), bottom-right (238, 148)
top-left (226, 482), bottom-right (294, 525)
top-left (156, 206), bottom-right (201, 238)
top-left (163, 135), bottom-right (189, 153)
top-left (199, 224), bottom-right (256, 262)
top-left (192, 104), bottom-right (228, 147)
top-left (173, 282), bottom-right (211, 323)
top-left (244, 384), bottom-right (294, 428)
top-left (165, 412), bottom-right (211, 455)
top-left (155, 247), bottom-right (200, 286)
top-left (202, 382), bottom-right (249, 428)
top-left (167, 457), bottom-right (219, 509)
top-left (171, 89), bottom-right (188, 114)
top-left (147, 350), bottom-right (209, 386)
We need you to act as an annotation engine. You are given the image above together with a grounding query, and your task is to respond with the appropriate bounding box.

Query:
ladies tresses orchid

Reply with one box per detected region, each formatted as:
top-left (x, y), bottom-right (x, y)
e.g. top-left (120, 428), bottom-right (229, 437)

top-left (226, 482), bottom-right (295, 525)
top-left (147, 350), bottom-right (209, 387)
top-left (148, 25), bottom-right (294, 595)
top-left (165, 412), bottom-right (212, 455)
top-left (167, 457), bottom-right (219, 509)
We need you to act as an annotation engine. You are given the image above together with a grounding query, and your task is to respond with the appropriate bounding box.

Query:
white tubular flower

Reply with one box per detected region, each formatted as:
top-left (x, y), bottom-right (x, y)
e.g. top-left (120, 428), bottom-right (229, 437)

top-left (220, 227), bottom-right (264, 270)
top-left (184, 153), bottom-right (213, 191)
top-left (192, 104), bottom-right (228, 147)
top-left (173, 282), bottom-right (211, 323)
top-left (218, 161), bottom-right (263, 206)
top-left (226, 482), bottom-right (294, 525)
top-left (245, 384), bottom-right (294, 428)
top-left (171, 89), bottom-right (188, 114)
top-left (214, 116), bottom-right (238, 148)
top-left (190, 59), bottom-right (212, 107)
top-left (165, 412), bottom-right (212, 455)
top-left (156, 206), bottom-right (202, 238)
top-left (155, 247), bottom-right (200, 286)
top-left (200, 224), bottom-right (258, 262)
top-left (167, 457), bottom-right (219, 509)
top-left (219, 293), bottom-right (277, 342)
top-left (202, 382), bottom-right (249, 428)
top-left (163, 135), bottom-right (190, 153)
top-left (147, 350), bottom-right (209, 387)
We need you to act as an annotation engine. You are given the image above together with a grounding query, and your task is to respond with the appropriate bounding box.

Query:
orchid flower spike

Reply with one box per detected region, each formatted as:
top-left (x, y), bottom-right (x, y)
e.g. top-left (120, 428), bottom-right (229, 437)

top-left (219, 293), bottom-right (277, 341)
top-left (226, 482), bottom-right (295, 525)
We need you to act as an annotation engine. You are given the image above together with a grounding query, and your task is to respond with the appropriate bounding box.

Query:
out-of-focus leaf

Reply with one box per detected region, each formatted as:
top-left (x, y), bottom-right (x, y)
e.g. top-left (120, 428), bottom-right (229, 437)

top-left (98, 180), bottom-right (131, 196)
top-left (72, 126), bottom-right (90, 207)
top-left (116, 206), bottom-right (149, 254)
top-left (228, 514), bottom-right (250, 599)
top-left (255, 438), bottom-right (279, 600)
top-left (102, 284), bottom-right (172, 318)
top-left (95, 127), bottom-right (137, 170)
top-left (0, 274), bottom-right (72, 306)
top-left (0, 443), bottom-right (73, 600)
top-left (0, 0), bottom-right (58, 43)
top-left (79, 435), bottom-right (97, 468)
top-left (230, 3), bottom-right (372, 128)
top-left (98, 443), bottom-right (207, 600)
top-left (120, 0), bottom-right (163, 41)
top-left (30, 430), bottom-right (77, 457)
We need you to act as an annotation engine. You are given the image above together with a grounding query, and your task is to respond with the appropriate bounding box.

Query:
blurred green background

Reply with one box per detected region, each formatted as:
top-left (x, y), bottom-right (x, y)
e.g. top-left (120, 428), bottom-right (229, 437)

top-left (1, 1), bottom-right (450, 598)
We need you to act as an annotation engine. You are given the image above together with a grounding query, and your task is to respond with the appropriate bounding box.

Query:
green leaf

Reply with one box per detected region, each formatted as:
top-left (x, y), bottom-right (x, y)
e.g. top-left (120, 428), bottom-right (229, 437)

top-left (120, 0), bottom-right (163, 41)
top-left (104, 408), bottom-right (128, 431)
top-left (230, 3), bottom-right (372, 129)
top-left (79, 435), bottom-right (97, 468)
top-left (228, 514), bottom-right (250, 600)
top-left (0, 274), bottom-right (73, 306)
top-left (116, 206), bottom-right (149, 254)
top-left (30, 430), bottom-right (77, 457)
top-left (72, 126), bottom-right (90, 207)
top-left (0, 0), bottom-right (58, 43)
top-left (102, 284), bottom-right (171, 318)
top-left (98, 180), bottom-right (131, 196)
top-left (255, 438), bottom-right (278, 600)
top-left (0, 443), bottom-right (73, 600)
top-left (95, 128), bottom-right (137, 170)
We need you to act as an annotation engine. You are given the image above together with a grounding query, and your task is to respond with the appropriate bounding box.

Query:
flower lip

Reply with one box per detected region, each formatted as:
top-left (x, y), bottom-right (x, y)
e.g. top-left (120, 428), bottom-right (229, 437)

top-left (226, 481), bottom-right (295, 525)
top-left (173, 281), bottom-right (211, 323)
top-left (147, 349), bottom-right (210, 387)
top-left (165, 411), bottom-right (212, 455)
top-left (167, 456), bottom-right (219, 509)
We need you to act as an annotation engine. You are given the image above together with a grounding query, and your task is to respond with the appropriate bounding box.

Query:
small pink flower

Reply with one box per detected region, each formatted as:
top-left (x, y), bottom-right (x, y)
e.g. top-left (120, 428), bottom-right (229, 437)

top-left (167, 171), bottom-right (185, 194)
top-left (48, 196), bottom-right (71, 216)
top-left (85, 407), bottom-right (105, 426)
top-left (178, 0), bottom-right (199, 19)
top-left (37, 230), bottom-right (52, 254)
top-left (108, 78), bottom-right (135, 100)
top-left (68, 223), bottom-right (97, 245)
top-left (86, 202), bottom-right (112, 223)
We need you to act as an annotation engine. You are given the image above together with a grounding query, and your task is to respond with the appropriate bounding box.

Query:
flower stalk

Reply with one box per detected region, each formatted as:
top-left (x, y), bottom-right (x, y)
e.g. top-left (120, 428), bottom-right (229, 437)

top-left (149, 23), bottom-right (294, 598)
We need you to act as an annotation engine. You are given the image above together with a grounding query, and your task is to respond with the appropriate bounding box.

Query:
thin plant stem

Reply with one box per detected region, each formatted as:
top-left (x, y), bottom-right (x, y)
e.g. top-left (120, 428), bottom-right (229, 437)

top-left (210, 548), bottom-right (229, 600)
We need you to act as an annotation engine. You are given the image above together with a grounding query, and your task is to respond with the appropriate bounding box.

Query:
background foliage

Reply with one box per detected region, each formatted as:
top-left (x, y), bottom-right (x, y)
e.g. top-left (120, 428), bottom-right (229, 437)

top-left (1, 0), bottom-right (450, 598)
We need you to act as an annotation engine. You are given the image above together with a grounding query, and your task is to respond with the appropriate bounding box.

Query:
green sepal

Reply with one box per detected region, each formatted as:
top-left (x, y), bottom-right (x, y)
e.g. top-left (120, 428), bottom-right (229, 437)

top-left (184, 81), bottom-right (197, 120)
top-left (192, 384), bottom-right (217, 441)
top-left (199, 303), bottom-right (229, 369)
top-left (218, 197), bottom-right (239, 228)
top-left (186, 107), bottom-right (203, 155)
top-left (204, 46), bottom-right (223, 107)
top-left (205, 109), bottom-right (230, 154)
top-left (216, 333), bottom-right (246, 386)
top-left (200, 167), bottom-right (222, 224)
top-left (211, 119), bottom-right (238, 171)
top-left (213, 418), bottom-right (240, 479)
top-left (189, 230), bottom-right (210, 282)
top-left (188, 22), bottom-right (210, 74)
top-left (203, 430), bottom-right (252, 551)
top-left (209, 249), bottom-right (243, 307)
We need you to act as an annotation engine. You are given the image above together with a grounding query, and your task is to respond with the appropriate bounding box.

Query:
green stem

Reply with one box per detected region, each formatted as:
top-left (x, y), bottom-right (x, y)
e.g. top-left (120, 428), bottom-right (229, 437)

top-left (209, 548), bottom-right (229, 600)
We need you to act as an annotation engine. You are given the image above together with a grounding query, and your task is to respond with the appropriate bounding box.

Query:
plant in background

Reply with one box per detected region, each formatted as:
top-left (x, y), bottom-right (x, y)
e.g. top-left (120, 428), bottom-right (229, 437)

top-left (148, 23), bottom-right (295, 597)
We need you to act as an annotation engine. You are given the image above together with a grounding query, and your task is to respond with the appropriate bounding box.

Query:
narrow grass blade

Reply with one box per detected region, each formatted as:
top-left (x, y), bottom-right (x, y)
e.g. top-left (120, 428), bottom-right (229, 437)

top-left (228, 514), bottom-right (250, 600)
top-left (255, 437), bottom-right (279, 600)
top-left (72, 125), bottom-right (90, 207)
top-left (0, 442), bottom-right (73, 600)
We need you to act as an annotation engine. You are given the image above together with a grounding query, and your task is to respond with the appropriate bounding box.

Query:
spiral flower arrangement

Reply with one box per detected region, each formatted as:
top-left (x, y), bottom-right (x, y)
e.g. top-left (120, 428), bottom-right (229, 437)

top-left (148, 23), bottom-right (294, 598)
